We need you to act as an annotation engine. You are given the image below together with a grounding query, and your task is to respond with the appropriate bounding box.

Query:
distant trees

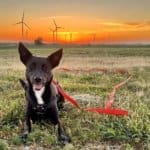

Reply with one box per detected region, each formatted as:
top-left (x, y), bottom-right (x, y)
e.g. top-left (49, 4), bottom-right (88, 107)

top-left (34, 37), bottom-right (43, 45)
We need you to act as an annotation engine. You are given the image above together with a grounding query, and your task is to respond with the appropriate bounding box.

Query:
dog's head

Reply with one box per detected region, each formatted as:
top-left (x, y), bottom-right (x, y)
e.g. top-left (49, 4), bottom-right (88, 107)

top-left (18, 42), bottom-right (62, 91)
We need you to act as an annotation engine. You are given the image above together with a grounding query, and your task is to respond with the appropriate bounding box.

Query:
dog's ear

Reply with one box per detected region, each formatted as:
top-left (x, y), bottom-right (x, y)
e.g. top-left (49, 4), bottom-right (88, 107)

top-left (18, 42), bottom-right (32, 65)
top-left (47, 48), bottom-right (63, 68)
top-left (19, 79), bottom-right (27, 90)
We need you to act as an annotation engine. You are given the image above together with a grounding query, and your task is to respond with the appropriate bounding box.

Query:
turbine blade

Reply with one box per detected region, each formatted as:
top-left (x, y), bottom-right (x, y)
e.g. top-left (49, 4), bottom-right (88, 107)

top-left (23, 22), bottom-right (31, 30)
top-left (13, 21), bottom-right (22, 25)
top-left (57, 26), bottom-right (63, 29)
top-left (22, 11), bottom-right (24, 21)
top-left (53, 19), bottom-right (57, 27)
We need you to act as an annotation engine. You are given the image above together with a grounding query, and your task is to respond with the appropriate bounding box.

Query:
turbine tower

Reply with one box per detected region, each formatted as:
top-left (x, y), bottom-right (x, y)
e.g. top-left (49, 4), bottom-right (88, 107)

top-left (64, 34), bottom-right (67, 43)
top-left (70, 32), bottom-right (73, 43)
top-left (52, 19), bottom-right (63, 42)
top-left (14, 11), bottom-right (31, 37)
top-left (49, 27), bottom-right (55, 43)
top-left (92, 33), bottom-right (96, 44)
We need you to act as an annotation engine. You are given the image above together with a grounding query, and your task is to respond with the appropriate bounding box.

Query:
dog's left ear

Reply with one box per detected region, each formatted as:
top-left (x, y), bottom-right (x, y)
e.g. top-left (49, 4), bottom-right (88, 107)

top-left (47, 48), bottom-right (63, 68)
top-left (18, 42), bottom-right (32, 65)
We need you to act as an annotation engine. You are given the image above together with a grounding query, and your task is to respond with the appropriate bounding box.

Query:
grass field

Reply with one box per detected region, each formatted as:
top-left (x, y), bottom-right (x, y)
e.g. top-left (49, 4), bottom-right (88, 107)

top-left (0, 44), bottom-right (150, 149)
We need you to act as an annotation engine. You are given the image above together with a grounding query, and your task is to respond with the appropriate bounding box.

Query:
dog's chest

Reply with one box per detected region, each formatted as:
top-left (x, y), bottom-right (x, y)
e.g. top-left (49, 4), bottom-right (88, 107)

top-left (33, 87), bottom-right (45, 105)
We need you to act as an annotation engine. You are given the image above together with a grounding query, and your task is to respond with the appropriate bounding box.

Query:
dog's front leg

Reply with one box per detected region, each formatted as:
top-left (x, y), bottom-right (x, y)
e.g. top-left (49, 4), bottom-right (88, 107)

top-left (21, 109), bottom-right (31, 139)
top-left (57, 120), bottom-right (71, 144)
top-left (48, 102), bottom-right (71, 144)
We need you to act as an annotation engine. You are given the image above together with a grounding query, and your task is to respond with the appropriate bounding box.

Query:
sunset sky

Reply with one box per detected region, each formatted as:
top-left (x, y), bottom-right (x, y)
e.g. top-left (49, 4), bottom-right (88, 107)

top-left (1, 0), bottom-right (150, 44)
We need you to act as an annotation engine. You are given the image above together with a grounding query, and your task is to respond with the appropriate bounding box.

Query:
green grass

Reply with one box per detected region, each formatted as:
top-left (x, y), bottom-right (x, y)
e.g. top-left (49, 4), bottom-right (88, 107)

top-left (0, 44), bottom-right (150, 149)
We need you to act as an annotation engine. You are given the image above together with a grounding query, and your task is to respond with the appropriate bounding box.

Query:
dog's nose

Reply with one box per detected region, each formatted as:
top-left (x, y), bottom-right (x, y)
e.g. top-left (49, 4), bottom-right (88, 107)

top-left (34, 77), bottom-right (42, 83)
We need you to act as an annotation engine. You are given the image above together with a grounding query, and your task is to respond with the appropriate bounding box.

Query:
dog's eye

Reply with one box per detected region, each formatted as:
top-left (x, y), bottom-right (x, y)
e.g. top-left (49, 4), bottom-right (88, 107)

top-left (30, 62), bottom-right (36, 70)
top-left (42, 64), bottom-right (48, 72)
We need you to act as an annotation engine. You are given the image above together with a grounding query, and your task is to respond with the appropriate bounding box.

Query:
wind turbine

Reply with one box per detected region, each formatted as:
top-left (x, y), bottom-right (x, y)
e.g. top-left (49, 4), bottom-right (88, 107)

top-left (92, 33), bottom-right (96, 44)
top-left (64, 34), bottom-right (67, 43)
top-left (70, 32), bottom-right (73, 43)
top-left (14, 11), bottom-right (31, 37)
top-left (52, 19), bottom-right (63, 42)
top-left (49, 27), bottom-right (55, 43)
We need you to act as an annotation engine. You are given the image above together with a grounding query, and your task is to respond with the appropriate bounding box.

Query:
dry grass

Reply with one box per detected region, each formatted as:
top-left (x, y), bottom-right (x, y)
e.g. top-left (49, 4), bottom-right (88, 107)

top-left (61, 56), bottom-right (150, 69)
top-left (0, 56), bottom-right (149, 71)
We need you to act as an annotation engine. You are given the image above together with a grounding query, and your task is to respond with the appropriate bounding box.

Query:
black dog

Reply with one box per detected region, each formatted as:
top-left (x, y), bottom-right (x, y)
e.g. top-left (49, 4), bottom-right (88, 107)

top-left (18, 42), bottom-right (70, 144)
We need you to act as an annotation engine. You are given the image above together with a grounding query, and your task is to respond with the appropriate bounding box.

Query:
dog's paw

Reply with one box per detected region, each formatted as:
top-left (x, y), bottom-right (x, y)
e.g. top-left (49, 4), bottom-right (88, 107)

top-left (59, 134), bottom-right (71, 145)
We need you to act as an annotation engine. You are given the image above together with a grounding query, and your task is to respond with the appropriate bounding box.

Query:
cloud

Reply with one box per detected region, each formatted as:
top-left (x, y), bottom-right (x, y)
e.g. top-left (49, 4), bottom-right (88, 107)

top-left (145, 21), bottom-right (150, 25)
top-left (96, 19), bottom-right (150, 31)
top-left (96, 19), bottom-right (123, 26)
top-left (123, 22), bottom-right (146, 28)
top-left (99, 22), bottom-right (123, 26)
top-left (98, 20), bottom-right (144, 27)
top-left (124, 22), bottom-right (141, 26)
top-left (40, 15), bottom-right (72, 20)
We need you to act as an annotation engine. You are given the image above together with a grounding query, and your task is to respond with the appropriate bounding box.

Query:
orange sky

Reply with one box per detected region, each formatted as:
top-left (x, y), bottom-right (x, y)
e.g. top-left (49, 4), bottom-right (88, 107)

top-left (1, 0), bottom-right (150, 44)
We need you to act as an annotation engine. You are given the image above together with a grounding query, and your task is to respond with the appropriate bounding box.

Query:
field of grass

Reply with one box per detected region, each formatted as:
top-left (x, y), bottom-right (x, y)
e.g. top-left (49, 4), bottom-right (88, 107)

top-left (0, 44), bottom-right (150, 149)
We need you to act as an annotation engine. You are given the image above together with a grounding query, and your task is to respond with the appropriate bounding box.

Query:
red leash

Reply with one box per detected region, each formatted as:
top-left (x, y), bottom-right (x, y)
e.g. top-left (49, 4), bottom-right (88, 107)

top-left (53, 76), bottom-right (131, 116)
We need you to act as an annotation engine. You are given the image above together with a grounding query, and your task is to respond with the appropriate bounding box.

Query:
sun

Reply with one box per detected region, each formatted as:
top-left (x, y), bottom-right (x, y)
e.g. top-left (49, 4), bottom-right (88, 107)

top-left (58, 31), bottom-right (79, 43)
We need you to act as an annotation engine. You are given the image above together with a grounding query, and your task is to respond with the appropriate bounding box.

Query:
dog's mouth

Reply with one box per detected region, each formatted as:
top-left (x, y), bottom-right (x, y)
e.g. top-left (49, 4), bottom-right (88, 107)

top-left (33, 83), bottom-right (44, 91)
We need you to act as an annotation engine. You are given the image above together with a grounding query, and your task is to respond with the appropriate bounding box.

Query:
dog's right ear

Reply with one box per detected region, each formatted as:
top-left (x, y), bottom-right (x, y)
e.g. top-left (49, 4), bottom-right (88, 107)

top-left (47, 48), bottom-right (63, 69)
top-left (18, 42), bottom-right (32, 65)
top-left (19, 79), bottom-right (27, 90)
